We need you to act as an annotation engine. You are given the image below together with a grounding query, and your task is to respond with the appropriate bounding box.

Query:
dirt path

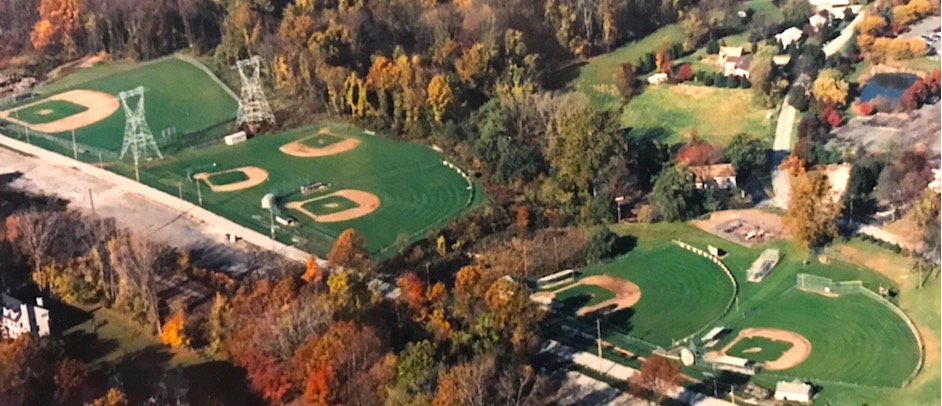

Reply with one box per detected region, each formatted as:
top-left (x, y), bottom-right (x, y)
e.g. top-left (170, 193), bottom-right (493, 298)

top-left (193, 167), bottom-right (268, 192)
top-left (571, 275), bottom-right (642, 316)
top-left (279, 127), bottom-right (360, 157)
top-left (286, 189), bottom-right (380, 223)
top-left (0, 89), bottom-right (119, 133)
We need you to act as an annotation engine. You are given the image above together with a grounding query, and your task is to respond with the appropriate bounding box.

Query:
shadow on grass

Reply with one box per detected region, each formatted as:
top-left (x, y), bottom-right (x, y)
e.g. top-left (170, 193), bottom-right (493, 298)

top-left (613, 235), bottom-right (638, 256)
top-left (62, 329), bottom-right (119, 364)
top-left (544, 61), bottom-right (588, 91)
top-left (683, 370), bottom-right (752, 402)
top-left (185, 361), bottom-right (265, 405)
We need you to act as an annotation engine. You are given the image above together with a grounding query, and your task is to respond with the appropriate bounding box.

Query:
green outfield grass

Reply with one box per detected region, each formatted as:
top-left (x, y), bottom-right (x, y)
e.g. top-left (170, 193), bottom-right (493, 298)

top-left (545, 222), bottom-right (924, 394)
top-left (726, 336), bottom-right (793, 362)
top-left (13, 99), bottom-right (88, 124)
top-left (301, 133), bottom-right (345, 148)
top-left (301, 194), bottom-right (359, 216)
top-left (128, 123), bottom-right (480, 256)
top-left (1, 55), bottom-right (238, 154)
top-left (207, 170), bottom-right (249, 185)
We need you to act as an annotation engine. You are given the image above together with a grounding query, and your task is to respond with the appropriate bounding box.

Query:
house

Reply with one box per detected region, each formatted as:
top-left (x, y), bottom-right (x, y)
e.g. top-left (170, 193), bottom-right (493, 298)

top-left (929, 168), bottom-right (941, 193)
top-left (808, 0), bottom-right (849, 11)
top-left (688, 164), bottom-right (737, 189)
top-left (1, 294), bottom-right (50, 339)
top-left (773, 54), bottom-right (792, 66)
top-left (717, 46), bottom-right (743, 65)
top-left (647, 73), bottom-right (669, 85)
top-left (808, 11), bottom-right (832, 32)
top-left (776, 27), bottom-right (805, 48)
top-left (774, 380), bottom-right (814, 403)
top-left (723, 54), bottom-right (752, 78)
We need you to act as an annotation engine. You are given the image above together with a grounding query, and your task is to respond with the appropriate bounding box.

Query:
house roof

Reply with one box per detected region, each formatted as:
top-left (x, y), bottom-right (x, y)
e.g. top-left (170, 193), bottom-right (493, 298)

top-left (716, 355), bottom-right (752, 367)
top-left (775, 380), bottom-right (812, 395)
top-left (719, 46), bottom-right (744, 58)
top-left (735, 54), bottom-right (753, 70)
top-left (776, 27), bottom-right (805, 44)
top-left (688, 164), bottom-right (736, 180)
top-left (773, 55), bottom-right (792, 65)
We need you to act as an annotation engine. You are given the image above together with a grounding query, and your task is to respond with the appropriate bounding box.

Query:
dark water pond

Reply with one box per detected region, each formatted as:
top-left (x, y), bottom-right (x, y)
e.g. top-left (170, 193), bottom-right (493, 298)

top-left (859, 73), bottom-right (919, 102)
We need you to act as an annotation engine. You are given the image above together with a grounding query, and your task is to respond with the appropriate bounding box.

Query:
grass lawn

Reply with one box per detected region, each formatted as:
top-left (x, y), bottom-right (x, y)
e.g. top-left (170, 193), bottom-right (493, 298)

top-left (622, 84), bottom-right (773, 145)
top-left (301, 132), bottom-right (345, 148)
top-left (726, 336), bottom-right (793, 362)
top-left (545, 223), bottom-right (925, 396)
top-left (555, 284), bottom-right (616, 310)
top-left (1, 55), bottom-right (239, 154)
top-left (572, 24), bottom-right (685, 105)
top-left (302, 194), bottom-right (360, 216)
top-left (207, 170), bottom-right (249, 185)
top-left (746, 0), bottom-right (785, 23)
top-left (13, 99), bottom-right (88, 124)
top-left (126, 123), bottom-right (481, 256)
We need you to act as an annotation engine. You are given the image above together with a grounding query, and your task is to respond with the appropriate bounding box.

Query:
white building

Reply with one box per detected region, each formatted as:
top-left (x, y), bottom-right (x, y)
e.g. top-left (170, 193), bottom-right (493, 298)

top-left (776, 27), bottom-right (805, 48)
top-left (688, 164), bottom-right (737, 189)
top-left (1, 294), bottom-right (50, 339)
top-left (774, 380), bottom-right (814, 403)
top-left (808, 11), bottom-right (832, 32)
top-left (647, 73), bottom-right (669, 85)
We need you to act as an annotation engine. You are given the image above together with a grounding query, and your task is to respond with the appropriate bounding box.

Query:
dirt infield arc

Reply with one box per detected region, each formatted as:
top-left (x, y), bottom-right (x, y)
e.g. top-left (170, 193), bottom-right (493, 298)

top-left (568, 276), bottom-right (642, 316)
top-left (194, 167), bottom-right (269, 192)
top-left (280, 128), bottom-right (360, 157)
top-left (286, 189), bottom-right (380, 223)
top-left (0, 90), bottom-right (119, 133)
top-left (711, 328), bottom-right (812, 370)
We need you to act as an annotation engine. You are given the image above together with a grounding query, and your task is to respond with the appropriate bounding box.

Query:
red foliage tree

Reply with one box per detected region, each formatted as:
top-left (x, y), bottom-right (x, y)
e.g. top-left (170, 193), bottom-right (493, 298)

top-left (397, 271), bottom-right (427, 315)
top-left (676, 140), bottom-right (718, 166)
top-left (857, 102), bottom-right (875, 115)
top-left (675, 64), bottom-right (694, 82)
top-left (824, 108), bottom-right (843, 128)
top-left (304, 362), bottom-right (335, 406)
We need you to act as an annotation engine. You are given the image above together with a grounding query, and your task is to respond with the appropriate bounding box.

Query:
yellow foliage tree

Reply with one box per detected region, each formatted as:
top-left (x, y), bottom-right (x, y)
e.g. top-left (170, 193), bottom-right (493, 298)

top-left (159, 310), bottom-right (188, 348)
top-left (86, 388), bottom-right (128, 406)
top-left (30, 0), bottom-right (84, 55)
top-left (454, 43), bottom-right (491, 84)
top-left (366, 56), bottom-right (399, 115)
top-left (426, 74), bottom-right (453, 123)
top-left (812, 68), bottom-right (850, 106)
top-left (784, 172), bottom-right (841, 251)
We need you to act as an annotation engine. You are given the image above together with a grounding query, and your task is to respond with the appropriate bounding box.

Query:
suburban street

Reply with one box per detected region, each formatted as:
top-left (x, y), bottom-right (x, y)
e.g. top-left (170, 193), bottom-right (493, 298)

top-left (770, 11), bottom-right (867, 208)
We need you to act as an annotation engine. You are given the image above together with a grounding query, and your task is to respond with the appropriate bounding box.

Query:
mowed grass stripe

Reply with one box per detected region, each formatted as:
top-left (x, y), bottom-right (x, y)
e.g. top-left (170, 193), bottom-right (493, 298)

top-left (731, 289), bottom-right (920, 386)
top-left (137, 124), bottom-right (477, 255)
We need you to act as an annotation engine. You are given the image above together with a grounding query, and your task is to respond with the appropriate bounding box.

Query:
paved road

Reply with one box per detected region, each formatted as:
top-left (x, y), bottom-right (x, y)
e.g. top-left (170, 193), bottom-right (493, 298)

top-left (769, 11), bottom-right (868, 208)
top-left (0, 146), bottom-right (279, 277)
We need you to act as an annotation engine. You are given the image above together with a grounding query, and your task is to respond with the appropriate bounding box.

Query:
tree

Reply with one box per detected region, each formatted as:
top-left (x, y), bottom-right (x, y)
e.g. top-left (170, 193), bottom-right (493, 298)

top-left (53, 358), bottom-right (86, 403)
top-left (397, 271), bottom-right (427, 316)
top-left (160, 309), bottom-right (188, 348)
top-left (86, 388), bottom-right (128, 406)
top-left (616, 63), bottom-right (637, 100)
top-left (30, 0), bottom-right (85, 55)
top-left (107, 231), bottom-right (164, 334)
top-left (725, 133), bottom-right (767, 177)
top-left (843, 159), bottom-right (881, 221)
top-left (328, 229), bottom-right (369, 271)
top-left (785, 171), bottom-right (840, 250)
top-left (427, 74), bottom-right (453, 123)
top-left (812, 68), bottom-right (849, 106)
top-left (629, 355), bottom-right (681, 402)
top-left (585, 227), bottom-right (617, 263)
top-left (547, 106), bottom-right (625, 194)
top-left (207, 292), bottom-right (228, 353)
top-left (432, 354), bottom-right (495, 406)
top-left (0, 335), bottom-right (59, 405)
top-left (302, 255), bottom-right (323, 284)
top-left (677, 139), bottom-right (719, 166)
top-left (675, 64), bottom-right (694, 82)
top-left (391, 340), bottom-right (437, 401)
top-left (651, 165), bottom-right (702, 221)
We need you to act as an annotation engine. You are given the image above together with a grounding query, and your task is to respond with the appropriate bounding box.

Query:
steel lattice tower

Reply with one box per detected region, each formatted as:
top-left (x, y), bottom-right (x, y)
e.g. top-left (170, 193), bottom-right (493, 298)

top-left (118, 86), bottom-right (162, 166)
top-left (235, 56), bottom-right (275, 127)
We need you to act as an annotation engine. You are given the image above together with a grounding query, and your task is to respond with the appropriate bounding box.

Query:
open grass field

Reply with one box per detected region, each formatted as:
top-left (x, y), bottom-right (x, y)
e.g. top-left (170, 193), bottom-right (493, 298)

top-left (544, 223), bottom-right (927, 399)
top-left (207, 170), bottom-right (250, 185)
top-left (1, 55), bottom-right (238, 154)
top-left (302, 132), bottom-right (344, 148)
top-left (726, 336), bottom-right (792, 362)
top-left (130, 123), bottom-right (480, 256)
top-left (622, 85), bottom-right (772, 145)
top-left (14, 99), bottom-right (88, 124)
top-left (571, 24), bottom-right (685, 106)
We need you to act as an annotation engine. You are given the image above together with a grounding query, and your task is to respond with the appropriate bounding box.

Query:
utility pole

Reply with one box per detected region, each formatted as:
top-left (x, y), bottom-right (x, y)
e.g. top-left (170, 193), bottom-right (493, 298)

top-left (177, 182), bottom-right (183, 199)
top-left (98, 153), bottom-right (103, 170)
top-left (425, 263), bottom-right (431, 286)
top-left (71, 129), bottom-right (78, 159)
top-left (596, 318), bottom-right (603, 371)
top-left (268, 206), bottom-right (275, 239)
top-left (88, 188), bottom-right (95, 216)
top-left (554, 235), bottom-right (560, 271)
top-left (134, 159), bottom-right (140, 182)
top-left (523, 240), bottom-right (528, 277)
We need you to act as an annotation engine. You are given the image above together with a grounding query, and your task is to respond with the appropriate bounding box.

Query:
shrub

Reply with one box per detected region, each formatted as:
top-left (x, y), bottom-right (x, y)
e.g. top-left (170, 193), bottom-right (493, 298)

top-left (714, 74), bottom-right (727, 88)
top-left (703, 76), bottom-right (715, 86)
top-left (727, 76), bottom-right (741, 88)
top-left (788, 86), bottom-right (810, 111)
top-left (740, 78), bottom-right (751, 88)
top-left (857, 101), bottom-right (875, 115)
top-left (676, 64), bottom-right (694, 82)
top-left (636, 204), bottom-right (659, 223)
top-left (706, 39), bottom-right (720, 54)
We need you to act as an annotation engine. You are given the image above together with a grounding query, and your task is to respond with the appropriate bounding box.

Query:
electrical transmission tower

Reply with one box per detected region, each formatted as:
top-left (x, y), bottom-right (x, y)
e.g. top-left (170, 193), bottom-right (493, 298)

top-left (234, 56), bottom-right (275, 127)
top-left (118, 86), bottom-right (162, 180)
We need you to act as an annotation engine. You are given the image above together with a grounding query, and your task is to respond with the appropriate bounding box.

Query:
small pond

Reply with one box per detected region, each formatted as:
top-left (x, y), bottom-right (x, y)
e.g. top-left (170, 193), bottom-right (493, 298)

top-left (859, 73), bottom-right (919, 103)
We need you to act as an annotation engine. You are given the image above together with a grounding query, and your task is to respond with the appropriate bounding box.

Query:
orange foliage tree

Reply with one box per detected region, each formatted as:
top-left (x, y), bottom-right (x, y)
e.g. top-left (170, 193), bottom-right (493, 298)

top-left (327, 228), bottom-right (369, 271)
top-left (30, 0), bottom-right (84, 55)
top-left (302, 255), bottom-right (323, 284)
top-left (629, 355), bottom-right (682, 402)
top-left (159, 310), bottom-right (188, 348)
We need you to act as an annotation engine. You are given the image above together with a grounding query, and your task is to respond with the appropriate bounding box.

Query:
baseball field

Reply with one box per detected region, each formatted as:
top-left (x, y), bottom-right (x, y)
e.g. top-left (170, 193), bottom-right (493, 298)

top-left (0, 55), bottom-right (238, 155)
top-left (0, 57), bottom-right (481, 257)
top-left (545, 222), bottom-right (923, 390)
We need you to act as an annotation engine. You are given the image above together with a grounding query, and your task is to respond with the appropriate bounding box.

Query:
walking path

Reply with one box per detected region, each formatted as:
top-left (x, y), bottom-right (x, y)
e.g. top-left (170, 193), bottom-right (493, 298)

top-left (769, 12), bottom-right (867, 208)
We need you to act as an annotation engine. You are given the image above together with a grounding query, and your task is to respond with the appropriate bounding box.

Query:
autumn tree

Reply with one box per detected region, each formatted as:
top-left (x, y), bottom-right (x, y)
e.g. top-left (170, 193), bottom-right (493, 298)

top-left (327, 228), bottom-right (369, 271)
top-left (53, 358), bottom-right (86, 403)
top-left (397, 271), bottom-right (427, 316)
top-left (629, 355), bottom-right (681, 402)
top-left (31, 0), bottom-right (85, 55)
top-left (785, 171), bottom-right (840, 251)
top-left (207, 292), bottom-right (228, 353)
top-left (0, 335), bottom-right (60, 405)
top-left (547, 106), bottom-right (625, 195)
top-left (616, 62), bottom-right (638, 100)
top-left (812, 68), bottom-right (850, 106)
top-left (484, 277), bottom-right (542, 351)
top-left (302, 255), bottom-right (323, 284)
top-left (427, 74), bottom-right (453, 123)
top-left (160, 309), bottom-right (189, 348)
top-left (86, 388), bottom-right (128, 406)
top-left (107, 231), bottom-right (164, 334)
top-left (676, 138), bottom-right (720, 166)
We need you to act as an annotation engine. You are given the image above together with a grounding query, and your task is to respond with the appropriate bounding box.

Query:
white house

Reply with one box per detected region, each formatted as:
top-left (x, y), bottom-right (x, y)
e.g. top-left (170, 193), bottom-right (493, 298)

top-left (723, 55), bottom-right (753, 78)
top-left (776, 27), bottom-right (805, 48)
top-left (717, 46), bottom-right (744, 65)
top-left (0, 294), bottom-right (50, 339)
top-left (688, 164), bottom-right (737, 189)
top-left (808, 11), bottom-right (832, 32)
top-left (647, 73), bottom-right (669, 85)
top-left (774, 380), bottom-right (814, 403)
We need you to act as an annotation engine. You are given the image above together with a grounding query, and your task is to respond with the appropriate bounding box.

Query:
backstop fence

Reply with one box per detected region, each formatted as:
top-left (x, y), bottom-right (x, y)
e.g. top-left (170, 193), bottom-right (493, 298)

top-left (795, 273), bottom-right (925, 387)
